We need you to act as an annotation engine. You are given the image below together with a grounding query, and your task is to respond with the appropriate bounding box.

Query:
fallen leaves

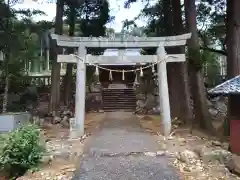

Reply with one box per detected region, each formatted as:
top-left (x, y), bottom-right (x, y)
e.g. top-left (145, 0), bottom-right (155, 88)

top-left (139, 115), bottom-right (240, 180)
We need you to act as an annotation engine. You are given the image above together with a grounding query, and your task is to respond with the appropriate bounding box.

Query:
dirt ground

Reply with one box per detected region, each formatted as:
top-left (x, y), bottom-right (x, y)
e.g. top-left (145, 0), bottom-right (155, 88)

top-left (8, 112), bottom-right (240, 180)
top-left (17, 113), bottom-right (105, 180)
top-left (139, 115), bottom-right (240, 180)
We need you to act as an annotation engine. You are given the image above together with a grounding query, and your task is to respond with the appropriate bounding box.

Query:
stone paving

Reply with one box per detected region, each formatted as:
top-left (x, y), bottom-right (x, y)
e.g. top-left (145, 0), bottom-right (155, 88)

top-left (72, 112), bottom-right (180, 180)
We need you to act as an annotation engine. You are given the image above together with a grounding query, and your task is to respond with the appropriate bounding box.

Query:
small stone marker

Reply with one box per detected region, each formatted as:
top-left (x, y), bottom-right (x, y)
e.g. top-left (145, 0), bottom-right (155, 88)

top-left (69, 118), bottom-right (78, 139)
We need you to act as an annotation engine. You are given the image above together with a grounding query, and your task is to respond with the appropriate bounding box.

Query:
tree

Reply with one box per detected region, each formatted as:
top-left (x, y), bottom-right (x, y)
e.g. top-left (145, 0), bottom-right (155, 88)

top-left (184, 0), bottom-right (215, 133)
top-left (198, 0), bottom-right (226, 55)
top-left (172, 0), bottom-right (192, 123)
top-left (125, 0), bottom-right (192, 123)
top-left (61, 0), bottom-right (113, 106)
top-left (0, 0), bottom-right (47, 112)
top-left (63, 4), bottom-right (76, 106)
top-left (1, 0), bottom-right (13, 112)
top-left (49, 0), bottom-right (64, 114)
top-left (225, 0), bottom-right (240, 136)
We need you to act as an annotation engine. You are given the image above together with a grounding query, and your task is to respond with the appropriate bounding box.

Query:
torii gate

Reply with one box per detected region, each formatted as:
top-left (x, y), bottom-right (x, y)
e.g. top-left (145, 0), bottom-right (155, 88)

top-left (51, 33), bottom-right (191, 137)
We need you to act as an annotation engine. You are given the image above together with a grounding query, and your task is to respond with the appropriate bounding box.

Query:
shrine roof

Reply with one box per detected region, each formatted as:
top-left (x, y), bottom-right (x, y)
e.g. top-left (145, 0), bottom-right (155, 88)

top-left (208, 75), bottom-right (240, 95)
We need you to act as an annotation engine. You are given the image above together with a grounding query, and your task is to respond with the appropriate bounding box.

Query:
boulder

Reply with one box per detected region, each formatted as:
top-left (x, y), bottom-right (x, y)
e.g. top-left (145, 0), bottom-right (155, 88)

top-left (226, 154), bottom-right (240, 175)
top-left (211, 140), bottom-right (222, 147)
top-left (179, 150), bottom-right (199, 164)
top-left (136, 100), bottom-right (145, 109)
top-left (60, 116), bottom-right (69, 128)
top-left (53, 116), bottom-right (61, 124)
top-left (215, 101), bottom-right (227, 113)
top-left (194, 145), bottom-right (232, 164)
top-left (32, 116), bottom-right (44, 126)
top-left (40, 155), bottom-right (52, 165)
top-left (202, 149), bottom-right (232, 164)
top-left (144, 152), bottom-right (156, 157)
top-left (209, 108), bottom-right (218, 116)
top-left (156, 151), bottom-right (165, 156)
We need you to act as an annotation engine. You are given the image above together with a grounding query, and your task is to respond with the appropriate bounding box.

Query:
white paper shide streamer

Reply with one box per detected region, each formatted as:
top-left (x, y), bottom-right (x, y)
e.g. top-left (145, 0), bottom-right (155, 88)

top-left (140, 67), bottom-right (143, 77)
top-left (95, 66), bottom-right (99, 76)
top-left (152, 64), bottom-right (155, 73)
top-left (109, 70), bottom-right (113, 80)
top-left (122, 70), bottom-right (125, 80)
top-left (134, 71), bottom-right (139, 85)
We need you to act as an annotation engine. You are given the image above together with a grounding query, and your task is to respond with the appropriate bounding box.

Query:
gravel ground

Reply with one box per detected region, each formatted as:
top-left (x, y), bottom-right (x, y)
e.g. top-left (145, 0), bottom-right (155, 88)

top-left (73, 112), bottom-right (180, 180)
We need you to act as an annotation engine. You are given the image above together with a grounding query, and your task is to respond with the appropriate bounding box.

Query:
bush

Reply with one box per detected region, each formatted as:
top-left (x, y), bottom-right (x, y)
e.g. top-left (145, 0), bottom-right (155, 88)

top-left (0, 124), bottom-right (45, 178)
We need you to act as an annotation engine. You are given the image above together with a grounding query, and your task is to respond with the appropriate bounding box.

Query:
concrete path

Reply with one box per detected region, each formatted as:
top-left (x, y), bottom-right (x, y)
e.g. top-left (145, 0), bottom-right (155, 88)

top-left (73, 112), bottom-right (180, 180)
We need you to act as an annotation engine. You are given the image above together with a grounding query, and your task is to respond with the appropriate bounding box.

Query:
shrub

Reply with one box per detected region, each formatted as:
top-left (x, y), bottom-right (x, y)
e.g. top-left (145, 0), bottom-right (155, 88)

top-left (0, 124), bottom-right (45, 178)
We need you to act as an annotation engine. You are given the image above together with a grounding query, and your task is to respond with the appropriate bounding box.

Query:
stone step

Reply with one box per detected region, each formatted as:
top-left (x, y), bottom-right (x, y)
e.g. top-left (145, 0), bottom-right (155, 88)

top-left (102, 96), bottom-right (136, 99)
top-left (103, 107), bottom-right (136, 110)
top-left (103, 103), bottom-right (136, 107)
top-left (103, 104), bottom-right (136, 108)
top-left (103, 102), bottom-right (136, 106)
top-left (102, 92), bottom-right (135, 95)
top-left (103, 100), bottom-right (136, 103)
top-left (102, 96), bottom-right (136, 100)
top-left (102, 88), bottom-right (136, 111)
top-left (102, 90), bottom-right (135, 93)
top-left (102, 101), bottom-right (136, 105)
top-left (103, 109), bottom-right (134, 112)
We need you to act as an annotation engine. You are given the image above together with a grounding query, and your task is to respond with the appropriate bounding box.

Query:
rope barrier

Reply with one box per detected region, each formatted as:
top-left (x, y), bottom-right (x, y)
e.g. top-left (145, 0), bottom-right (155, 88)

top-left (70, 53), bottom-right (178, 81)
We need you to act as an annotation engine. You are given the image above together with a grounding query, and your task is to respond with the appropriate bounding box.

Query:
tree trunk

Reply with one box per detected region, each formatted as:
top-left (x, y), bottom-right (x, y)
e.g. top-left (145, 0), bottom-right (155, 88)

top-left (2, 52), bottom-right (9, 113)
top-left (226, 0), bottom-right (240, 136)
top-left (172, 0), bottom-right (193, 124)
top-left (162, 0), bottom-right (180, 118)
top-left (64, 5), bottom-right (76, 106)
top-left (49, 0), bottom-right (64, 114)
top-left (163, 0), bottom-right (192, 122)
top-left (184, 0), bottom-right (215, 133)
top-left (2, 0), bottom-right (10, 113)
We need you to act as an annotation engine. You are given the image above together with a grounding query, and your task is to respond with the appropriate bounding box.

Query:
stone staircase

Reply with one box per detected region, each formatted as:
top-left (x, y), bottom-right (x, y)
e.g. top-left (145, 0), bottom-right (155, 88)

top-left (102, 88), bottom-right (136, 111)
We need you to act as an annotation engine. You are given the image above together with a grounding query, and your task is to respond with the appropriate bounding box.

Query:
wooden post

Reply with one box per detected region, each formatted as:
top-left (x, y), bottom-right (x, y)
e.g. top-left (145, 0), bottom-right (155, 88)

top-left (73, 46), bottom-right (86, 138)
top-left (157, 46), bottom-right (171, 136)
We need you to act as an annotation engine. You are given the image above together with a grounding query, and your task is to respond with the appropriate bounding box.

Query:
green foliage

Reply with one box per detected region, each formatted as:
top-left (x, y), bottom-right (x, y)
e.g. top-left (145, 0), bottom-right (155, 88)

top-left (203, 51), bottom-right (221, 87)
top-left (0, 124), bottom-right (45, 178)
top-left (188, 48), bottom-right (203, 70)
top-left (78, 0), bottom-right (111, 37)
top-left (197, 0), bottom-right (226, 52)
top-left (187, 47), bottom-right (220, 72)
top-left (0, 0), bottom-right (52, 96)
top-left (0, 133), bottom-right (9, 152)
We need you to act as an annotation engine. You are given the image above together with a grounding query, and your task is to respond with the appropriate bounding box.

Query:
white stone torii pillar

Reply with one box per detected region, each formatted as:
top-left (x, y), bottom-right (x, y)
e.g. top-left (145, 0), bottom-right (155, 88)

top-left (74, 47), bottom-right (86, 137)
top-left (157, 46), bottom-right (171, 136)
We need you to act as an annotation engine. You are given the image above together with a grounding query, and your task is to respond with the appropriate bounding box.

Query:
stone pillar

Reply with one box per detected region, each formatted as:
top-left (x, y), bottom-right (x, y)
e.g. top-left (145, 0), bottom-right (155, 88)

top-left (157, 46), bottom-right (171, 136)
top-left (32, 59), bottom-right (40, 73)
top-left (72, 46), bottom-right (86, 138)
top-left (46, 49), bottom-right (50, 71)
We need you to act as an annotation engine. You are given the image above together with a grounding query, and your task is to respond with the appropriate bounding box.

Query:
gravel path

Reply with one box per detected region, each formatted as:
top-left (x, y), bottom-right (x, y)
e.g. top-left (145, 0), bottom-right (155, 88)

top-left (73, 112), bottom-right (180, 180)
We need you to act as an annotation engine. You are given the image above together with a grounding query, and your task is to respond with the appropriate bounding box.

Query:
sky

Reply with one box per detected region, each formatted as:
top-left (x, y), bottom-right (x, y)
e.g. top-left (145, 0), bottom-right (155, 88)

top-left (14, 0), bottom-right (149, 32)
